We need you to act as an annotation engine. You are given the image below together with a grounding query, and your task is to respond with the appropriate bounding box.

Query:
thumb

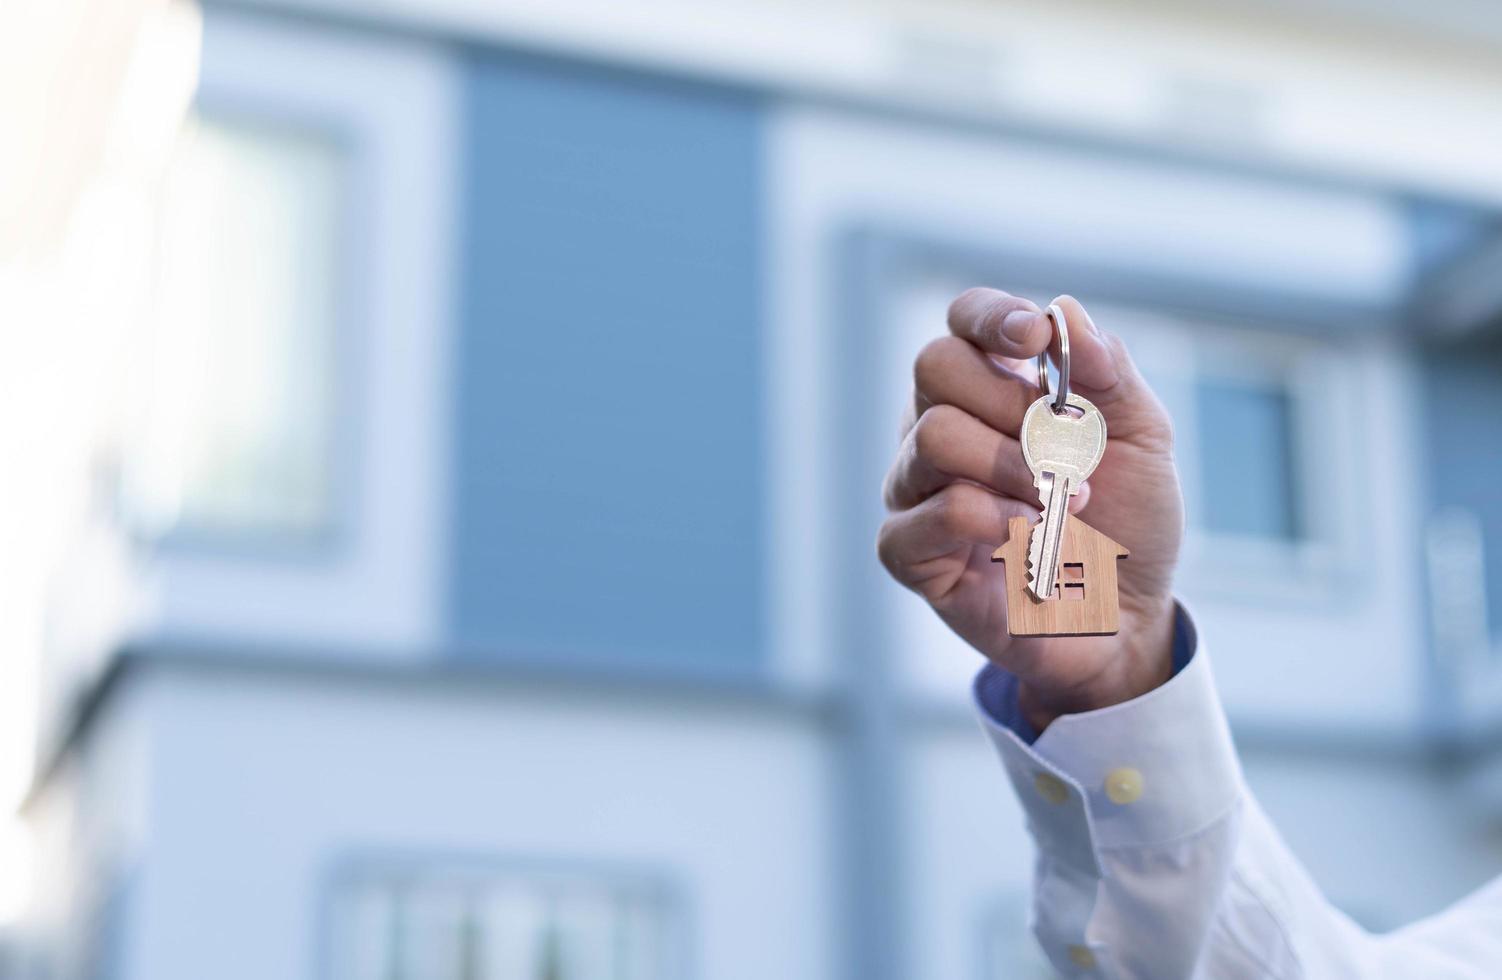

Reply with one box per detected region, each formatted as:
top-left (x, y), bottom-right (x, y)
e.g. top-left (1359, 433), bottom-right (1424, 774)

top-left (1049, 295), bottom-right (1172, 447)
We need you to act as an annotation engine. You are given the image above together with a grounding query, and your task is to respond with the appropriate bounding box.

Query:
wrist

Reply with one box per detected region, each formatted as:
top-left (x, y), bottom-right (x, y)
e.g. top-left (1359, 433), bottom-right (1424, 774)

top-left (1016, 597), bottom-right (1176, 733)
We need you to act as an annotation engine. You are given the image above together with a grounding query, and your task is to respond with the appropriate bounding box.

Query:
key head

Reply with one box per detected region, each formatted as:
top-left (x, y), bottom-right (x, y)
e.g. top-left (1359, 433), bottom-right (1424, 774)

top-left (1020, 393), bottom-right (1106, 485)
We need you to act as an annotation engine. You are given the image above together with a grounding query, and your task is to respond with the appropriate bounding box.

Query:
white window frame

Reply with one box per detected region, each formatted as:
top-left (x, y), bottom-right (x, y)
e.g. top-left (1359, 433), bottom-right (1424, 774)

top-left (325, 857), bottom-right (691, 980)
top-left (1117, 309), bottom-right (1373, 608)
top-left (130, 109), bottom-right (350, 550)
top-left (123, 9), bottom-right (459, 657)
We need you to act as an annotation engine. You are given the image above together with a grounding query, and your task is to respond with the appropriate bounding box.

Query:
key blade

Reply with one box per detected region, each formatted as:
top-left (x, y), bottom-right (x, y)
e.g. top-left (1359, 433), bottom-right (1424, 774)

top-left (1027, 472), bottom-right (1071, 600)
top-left (1025, 520), bottom-right (1048, 599)
top-left (1025, 474), bottom-right (1051, 598)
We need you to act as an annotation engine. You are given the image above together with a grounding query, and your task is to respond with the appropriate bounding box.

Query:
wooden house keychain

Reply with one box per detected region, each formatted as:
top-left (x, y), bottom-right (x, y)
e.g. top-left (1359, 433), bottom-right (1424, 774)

top-left (992, 305), bottom-right (1128, 636)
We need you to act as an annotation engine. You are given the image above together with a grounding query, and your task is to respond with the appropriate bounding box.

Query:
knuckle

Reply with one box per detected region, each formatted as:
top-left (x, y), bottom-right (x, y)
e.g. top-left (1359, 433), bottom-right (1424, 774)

top-left (911, 403), bottom-right (964, 460)
top-left (1103, 331), bottom-right (1143, 376)
top-left (1147, 410), bottom-right (1176, 453)
top-left (875, 519), bottom-right (898, 570)
top-left (931, 482), bottom-right (981, 533)
top-left (880, 468), bottom-right (899, 511)
top-left (948, 287), bottom-right (998, 323)
top-left (912, 336), bottom-right (961, 392)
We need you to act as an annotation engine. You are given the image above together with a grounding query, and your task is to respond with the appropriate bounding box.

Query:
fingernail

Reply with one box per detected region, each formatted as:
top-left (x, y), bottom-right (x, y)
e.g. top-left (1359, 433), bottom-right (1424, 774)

top-left (1001, 310), bottom-right (1037, 341)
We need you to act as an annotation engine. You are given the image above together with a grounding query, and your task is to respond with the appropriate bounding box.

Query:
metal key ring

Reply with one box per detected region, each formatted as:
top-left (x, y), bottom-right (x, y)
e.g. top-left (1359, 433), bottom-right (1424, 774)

top-left (1037, 304), bottom-right (1071, 414)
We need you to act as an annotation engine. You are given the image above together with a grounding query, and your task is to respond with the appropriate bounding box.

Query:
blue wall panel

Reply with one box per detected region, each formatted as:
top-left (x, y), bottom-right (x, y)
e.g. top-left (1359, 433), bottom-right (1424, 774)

top-left (453, 55), bottom-right (765, 670)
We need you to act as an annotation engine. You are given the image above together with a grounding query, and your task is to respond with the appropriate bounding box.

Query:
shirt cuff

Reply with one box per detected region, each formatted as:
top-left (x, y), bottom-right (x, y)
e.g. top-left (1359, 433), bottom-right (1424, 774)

top-left (973, 604), bottom-right (1242, 873)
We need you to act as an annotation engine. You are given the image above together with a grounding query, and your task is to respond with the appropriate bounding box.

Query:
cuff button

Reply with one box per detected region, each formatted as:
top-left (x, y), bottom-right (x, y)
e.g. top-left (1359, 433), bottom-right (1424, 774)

top-left (1032, 771), bottom-right (1069, 804)
top-left (1104, 766), bottom-right (1144, 804)
top-left (1067, 945), bottom-right (1097, 968)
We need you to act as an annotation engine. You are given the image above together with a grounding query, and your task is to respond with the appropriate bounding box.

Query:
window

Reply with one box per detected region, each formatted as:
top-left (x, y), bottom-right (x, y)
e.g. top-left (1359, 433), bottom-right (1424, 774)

top-left (1194, 376), bottom-right (1301, 541)
top-left (1421, 340), bottom-right (1502, 652)
top-left (329, 864), bottom-right (684, 980)
top-left (125, 113), bottom-right (344, 543)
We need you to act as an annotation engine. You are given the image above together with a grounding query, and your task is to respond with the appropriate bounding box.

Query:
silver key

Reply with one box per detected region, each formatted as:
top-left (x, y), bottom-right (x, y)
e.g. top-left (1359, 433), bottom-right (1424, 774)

top-left (1020, 392), bottom-right (1106, 600)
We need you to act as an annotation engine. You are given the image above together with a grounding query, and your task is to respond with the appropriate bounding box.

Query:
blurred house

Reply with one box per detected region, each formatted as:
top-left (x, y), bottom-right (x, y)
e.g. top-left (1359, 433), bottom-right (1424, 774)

top-left (14, 1), bottom-right (1502, 978)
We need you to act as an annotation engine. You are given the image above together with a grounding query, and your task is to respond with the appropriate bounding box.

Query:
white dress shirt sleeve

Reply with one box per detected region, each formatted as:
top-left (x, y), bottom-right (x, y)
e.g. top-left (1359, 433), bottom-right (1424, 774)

top-left (974, 606), bottom-right (1502, 979)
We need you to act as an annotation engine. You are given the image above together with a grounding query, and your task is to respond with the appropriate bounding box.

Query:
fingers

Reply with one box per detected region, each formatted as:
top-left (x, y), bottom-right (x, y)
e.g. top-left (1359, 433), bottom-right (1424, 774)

top-left (884, 402), bottom-right (1093, 512)
top-left (877, 483), bottom-right (1033, 587)
top-left (946, 287), bottom-right (1170, 444)
top-left (946, 288), bottom-right (1047, 360)
top-left (945, 289), bottom-right (1132, 403)
top-left (885, 404), bottom-right (1034, 510)
top-left (910, 335), bottom-right (1039, 439)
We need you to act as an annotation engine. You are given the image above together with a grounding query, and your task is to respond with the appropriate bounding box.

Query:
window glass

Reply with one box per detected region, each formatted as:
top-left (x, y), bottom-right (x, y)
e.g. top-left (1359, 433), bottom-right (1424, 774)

top-left (1194, 376), bottom-right (1301, 541)
top-left (126, 114), bottom-right (343, 542)
top-left (330, 866), bottom-right (682, 980)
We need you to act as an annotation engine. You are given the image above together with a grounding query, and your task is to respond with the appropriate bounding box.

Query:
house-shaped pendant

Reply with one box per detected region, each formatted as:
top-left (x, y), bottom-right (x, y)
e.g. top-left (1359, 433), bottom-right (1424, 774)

top-left (991, 515), bottom-right (1128, 637)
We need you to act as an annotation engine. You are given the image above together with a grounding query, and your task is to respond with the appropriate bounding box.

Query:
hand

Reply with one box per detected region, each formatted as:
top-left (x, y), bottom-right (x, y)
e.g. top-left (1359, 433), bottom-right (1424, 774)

top-left (877, 290), bottom-right (1184, 731)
